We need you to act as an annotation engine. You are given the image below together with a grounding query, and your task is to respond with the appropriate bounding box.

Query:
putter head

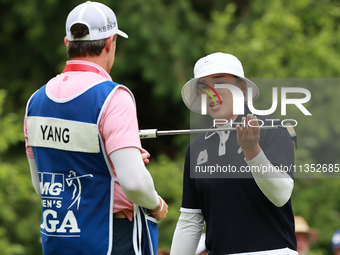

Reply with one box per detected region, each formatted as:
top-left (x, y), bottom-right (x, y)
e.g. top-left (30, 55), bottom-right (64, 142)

top-left (284, 123), bottom-right (297, 150)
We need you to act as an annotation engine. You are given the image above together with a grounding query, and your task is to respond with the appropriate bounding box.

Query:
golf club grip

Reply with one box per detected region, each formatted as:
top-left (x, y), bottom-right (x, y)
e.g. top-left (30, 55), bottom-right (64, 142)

top-left (139, 129), bottom-right (158, 139)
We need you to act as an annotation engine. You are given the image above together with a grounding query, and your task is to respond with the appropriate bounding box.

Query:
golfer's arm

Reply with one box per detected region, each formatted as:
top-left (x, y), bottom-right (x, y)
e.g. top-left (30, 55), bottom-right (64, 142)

top-left (109, 147), bottom-right (159, 209)
top-left (28, 157), bottom-right (41, 196)
top-left (170, 212), bottom-right (204, 255)
top-left (248, 150), bottom-right (294, 207)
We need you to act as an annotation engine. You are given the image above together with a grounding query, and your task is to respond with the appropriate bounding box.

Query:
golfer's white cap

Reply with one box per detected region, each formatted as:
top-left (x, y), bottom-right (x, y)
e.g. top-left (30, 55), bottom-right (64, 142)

top-left (181, 52), bottom-right (260, 114)
top-left (66, 1), bottom-right (128, 41)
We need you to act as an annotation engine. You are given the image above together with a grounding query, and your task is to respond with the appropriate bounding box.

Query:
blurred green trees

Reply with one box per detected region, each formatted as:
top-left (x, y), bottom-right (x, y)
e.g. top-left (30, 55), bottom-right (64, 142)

top-left (1, 0), bottom-right (340, 254)
top-left (0, 90), bottom-right (41, 254)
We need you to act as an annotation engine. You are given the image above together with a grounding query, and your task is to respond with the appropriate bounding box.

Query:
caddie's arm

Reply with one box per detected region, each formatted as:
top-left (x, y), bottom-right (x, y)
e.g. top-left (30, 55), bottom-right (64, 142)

top-left (110, 147), bottom-right (168, 221)
top-left (27, 157), bottom-right (41, 196)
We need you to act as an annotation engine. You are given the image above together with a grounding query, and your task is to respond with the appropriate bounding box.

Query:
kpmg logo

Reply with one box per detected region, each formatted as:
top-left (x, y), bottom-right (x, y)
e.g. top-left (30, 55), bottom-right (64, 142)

top-left (200, 84), bottom-right (311, 127)
top-left (39, 171), bottom-right (93, 236)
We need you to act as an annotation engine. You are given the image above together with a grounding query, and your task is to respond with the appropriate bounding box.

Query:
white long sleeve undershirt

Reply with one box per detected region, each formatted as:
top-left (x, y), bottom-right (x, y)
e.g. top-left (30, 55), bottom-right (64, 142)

top-left (170, 212), bottom-right (205, 255)
top-left (109, 147), bottom-right (159, 209)
top-left (247, 149), bottom-right (294, 207)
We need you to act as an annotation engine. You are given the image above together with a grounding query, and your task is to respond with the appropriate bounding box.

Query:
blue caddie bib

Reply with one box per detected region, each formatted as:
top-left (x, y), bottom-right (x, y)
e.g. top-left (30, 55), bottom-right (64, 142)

top-left (26, 80), bottom-right (121, 255)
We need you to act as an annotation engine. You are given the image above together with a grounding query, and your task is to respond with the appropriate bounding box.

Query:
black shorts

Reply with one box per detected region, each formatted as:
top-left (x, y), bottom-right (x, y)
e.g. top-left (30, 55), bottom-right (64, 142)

top-left (112, 217), bottom-right (146, 255)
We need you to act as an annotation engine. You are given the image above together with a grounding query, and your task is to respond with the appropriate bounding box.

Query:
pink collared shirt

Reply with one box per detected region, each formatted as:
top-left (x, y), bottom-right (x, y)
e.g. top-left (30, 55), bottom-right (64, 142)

top-left (24, 60), bottom-right (141, 220)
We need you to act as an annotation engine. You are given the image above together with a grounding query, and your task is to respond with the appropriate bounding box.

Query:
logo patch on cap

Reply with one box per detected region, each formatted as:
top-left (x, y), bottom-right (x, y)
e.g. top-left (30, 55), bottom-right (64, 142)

top-left (98, 18), bottom-right (117, 33)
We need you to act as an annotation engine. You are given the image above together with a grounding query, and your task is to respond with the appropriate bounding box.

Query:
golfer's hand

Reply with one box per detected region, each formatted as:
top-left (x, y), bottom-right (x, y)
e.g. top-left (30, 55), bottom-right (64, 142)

top-left (236, 114), bottom-right (261, 161)
top-left (141, 148), bottom-right (150, 164)
top-left (148, 196), bottom-right (169, 221)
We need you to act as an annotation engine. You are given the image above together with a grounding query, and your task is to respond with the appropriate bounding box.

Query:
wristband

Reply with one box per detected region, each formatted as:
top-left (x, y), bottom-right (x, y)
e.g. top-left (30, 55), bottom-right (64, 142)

top-left (150, 196), bottom-right (163, 215)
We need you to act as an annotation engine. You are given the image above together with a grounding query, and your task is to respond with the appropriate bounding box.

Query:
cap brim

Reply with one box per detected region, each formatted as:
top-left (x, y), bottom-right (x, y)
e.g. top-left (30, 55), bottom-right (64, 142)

top-left (181, 76), bottom-right (260, 114)
top-left (296, 229), bottom-right (319, 244)
top-left (307, 230), bottom-right (319, 243)
top-left (117, 29), bottom-right (128, 38)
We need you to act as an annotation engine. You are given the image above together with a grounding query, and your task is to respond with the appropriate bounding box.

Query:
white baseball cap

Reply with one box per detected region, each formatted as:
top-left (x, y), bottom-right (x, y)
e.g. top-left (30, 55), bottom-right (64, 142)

top-left (181, 52), bottom-right (260, 114)
top-left (66, 1), bottom-right (128, 41)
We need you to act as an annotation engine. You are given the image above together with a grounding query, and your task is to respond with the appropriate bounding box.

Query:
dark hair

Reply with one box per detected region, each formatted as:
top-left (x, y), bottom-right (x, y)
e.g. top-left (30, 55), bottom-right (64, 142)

top-left (235, 76), bottom-right (243, 84)
top-left (66, 23), bottom-right (106, 58)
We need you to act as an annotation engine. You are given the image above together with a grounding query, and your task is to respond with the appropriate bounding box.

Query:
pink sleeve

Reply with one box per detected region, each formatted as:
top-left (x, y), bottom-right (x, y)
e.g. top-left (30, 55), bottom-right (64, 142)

top-left (24, 117), bottom-right (34, 158)
top-left (99, 87), bottom-right (142, 156)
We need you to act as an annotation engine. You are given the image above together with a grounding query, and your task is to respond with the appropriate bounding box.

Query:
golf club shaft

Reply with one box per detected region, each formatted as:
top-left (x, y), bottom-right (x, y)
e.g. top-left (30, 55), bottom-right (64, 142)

top-left (139, 125), bottom-right (284, 139)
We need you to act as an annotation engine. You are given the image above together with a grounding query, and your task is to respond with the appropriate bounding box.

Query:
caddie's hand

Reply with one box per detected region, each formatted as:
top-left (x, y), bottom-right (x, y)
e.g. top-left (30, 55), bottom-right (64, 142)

top-left (236, 114), bottom-right (261, 161)
top-left (141, 148), bottom-right (150, 164)
top-left (148, 196), bottom-right (169, 221)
